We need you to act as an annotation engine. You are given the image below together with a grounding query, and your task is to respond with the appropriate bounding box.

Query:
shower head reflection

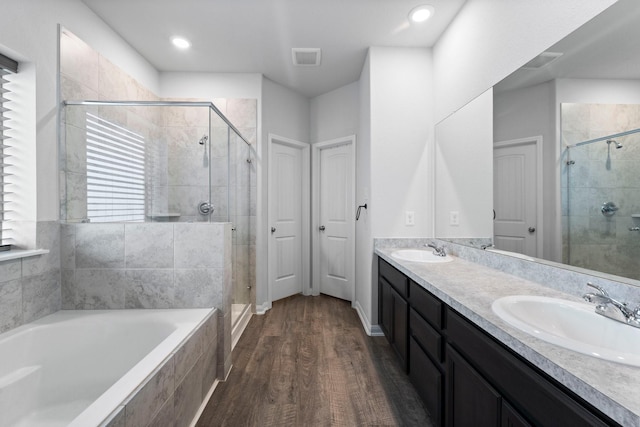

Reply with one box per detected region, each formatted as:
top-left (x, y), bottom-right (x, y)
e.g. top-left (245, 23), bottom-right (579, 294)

top-left (607, 139), bottom-right (623, 149)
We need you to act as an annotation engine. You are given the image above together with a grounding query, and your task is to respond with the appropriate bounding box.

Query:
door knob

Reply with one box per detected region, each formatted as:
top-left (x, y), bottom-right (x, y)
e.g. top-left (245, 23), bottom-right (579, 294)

top-left (319, 225), bottom-right (326, 231)
top-left (528, 227), bottom-right (536, 233)
top-left (271, 227), bottom-right (276, 233)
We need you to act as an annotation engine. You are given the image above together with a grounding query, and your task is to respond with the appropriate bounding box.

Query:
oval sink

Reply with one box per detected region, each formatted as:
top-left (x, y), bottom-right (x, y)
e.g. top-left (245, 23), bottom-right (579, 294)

top-left (492, 295), bottom-right (640, 366)
top-left (391, 249), bottom-right (453, 263)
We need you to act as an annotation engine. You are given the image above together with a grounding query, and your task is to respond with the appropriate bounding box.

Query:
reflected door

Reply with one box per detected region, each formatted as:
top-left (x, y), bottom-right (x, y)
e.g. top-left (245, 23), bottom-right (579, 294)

top-left (494, 139), bottom-right (538, 257)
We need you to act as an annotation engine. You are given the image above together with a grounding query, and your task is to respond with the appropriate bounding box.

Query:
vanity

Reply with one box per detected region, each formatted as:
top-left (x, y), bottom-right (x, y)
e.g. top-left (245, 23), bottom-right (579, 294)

top-left (376, 243), bottom-right (640, 426)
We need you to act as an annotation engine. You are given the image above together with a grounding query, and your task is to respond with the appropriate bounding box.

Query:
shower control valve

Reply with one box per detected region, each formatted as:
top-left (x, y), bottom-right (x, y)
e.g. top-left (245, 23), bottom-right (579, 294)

top-left (198, 201), bottom-right (214, 216)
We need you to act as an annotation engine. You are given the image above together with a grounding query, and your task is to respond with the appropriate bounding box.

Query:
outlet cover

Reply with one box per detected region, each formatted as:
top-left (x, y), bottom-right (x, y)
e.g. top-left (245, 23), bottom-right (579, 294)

top-left (406, 211), bottom-right (415, 226)
top-left (450, 211), bottom-right (459, 226)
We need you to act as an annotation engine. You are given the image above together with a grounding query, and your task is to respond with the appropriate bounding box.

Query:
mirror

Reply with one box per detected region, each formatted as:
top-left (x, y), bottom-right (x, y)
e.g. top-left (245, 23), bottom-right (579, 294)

top-left (436, 0), bottom-right (640, 283)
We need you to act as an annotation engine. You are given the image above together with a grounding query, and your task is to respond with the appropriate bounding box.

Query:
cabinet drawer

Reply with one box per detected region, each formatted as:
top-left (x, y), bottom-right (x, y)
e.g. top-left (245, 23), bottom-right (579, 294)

top-left (379, 258), bottom-right (408, 298)
top-left (409, 336), bottom-right (443, 426)
top-left (410, 308), bottom-right (443, 363)
top-left (410, 281), bottom-right (442, 329)
top-left (447, 310), bottom-right (612, 427)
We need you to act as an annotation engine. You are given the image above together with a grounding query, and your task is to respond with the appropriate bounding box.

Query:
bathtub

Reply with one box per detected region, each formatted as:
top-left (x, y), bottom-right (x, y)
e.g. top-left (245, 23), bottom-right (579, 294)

top-left (0, 308), bottom-right (218, 427)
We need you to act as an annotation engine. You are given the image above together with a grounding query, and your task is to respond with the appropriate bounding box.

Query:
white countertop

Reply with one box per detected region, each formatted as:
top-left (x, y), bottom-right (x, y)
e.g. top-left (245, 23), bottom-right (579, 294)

top-left (375, 247), bottom-right (640, 426)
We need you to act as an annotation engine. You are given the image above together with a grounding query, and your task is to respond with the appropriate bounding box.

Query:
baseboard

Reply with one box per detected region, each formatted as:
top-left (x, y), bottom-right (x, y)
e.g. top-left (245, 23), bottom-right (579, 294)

top-left (231, 305), bottom-right (252, 350)
top-left (353, 300), bottom-right (385, 336)
top-left (255, 300), bottom-right (272, 315)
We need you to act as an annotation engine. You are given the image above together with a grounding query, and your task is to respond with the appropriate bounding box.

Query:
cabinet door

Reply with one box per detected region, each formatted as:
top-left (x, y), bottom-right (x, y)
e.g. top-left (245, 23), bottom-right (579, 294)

top-left (391, 285), bottom-right (408, 371)
top-left (379, 277), bottom-right (394, 340)
top-left (447, 345), bottom-right (501, 427)
top-left (410, 337), bottom-right (443, 426)
top-left (502, 401), bottom-right (531, 427)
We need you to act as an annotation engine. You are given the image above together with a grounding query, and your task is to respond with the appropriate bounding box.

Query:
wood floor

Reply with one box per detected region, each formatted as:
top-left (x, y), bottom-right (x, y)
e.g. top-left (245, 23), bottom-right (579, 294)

top-left (197, 294), bottom-right (433, 427)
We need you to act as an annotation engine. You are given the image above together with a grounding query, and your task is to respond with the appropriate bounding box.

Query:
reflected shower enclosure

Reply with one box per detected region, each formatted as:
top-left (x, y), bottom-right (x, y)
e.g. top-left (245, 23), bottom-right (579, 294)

top-left (562, 103), bottom-right (640, 279)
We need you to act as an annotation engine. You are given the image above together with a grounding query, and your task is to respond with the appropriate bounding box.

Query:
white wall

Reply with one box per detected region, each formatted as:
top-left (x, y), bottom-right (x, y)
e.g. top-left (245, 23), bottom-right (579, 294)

top-left (555, 78), bottom-right (640, 104)
top-left (356, 51), bottom-right (374, 332)
top-left (369, 47), bottom-right (434, 238)
top-left (257, 77), bottom-right (310, 311)
top-left (309, 82), bottom-right (359, 144)
top-left (435, 89), bottom-right (493, 238)
top-left (354, 47), bottom-right (434, 331)
top-left (433, 0), bottom-right (617, 122)
top-left (160, 72), bottom-right (262, 100)
top-left (1, 0), bottom-right (159, 226)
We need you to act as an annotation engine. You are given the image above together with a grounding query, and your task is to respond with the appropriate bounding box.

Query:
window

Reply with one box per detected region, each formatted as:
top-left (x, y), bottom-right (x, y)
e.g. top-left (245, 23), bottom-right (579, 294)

top-left (85, 112), bottom-right (146, 222)
top-left (0, 52), bottom-right (18, 250)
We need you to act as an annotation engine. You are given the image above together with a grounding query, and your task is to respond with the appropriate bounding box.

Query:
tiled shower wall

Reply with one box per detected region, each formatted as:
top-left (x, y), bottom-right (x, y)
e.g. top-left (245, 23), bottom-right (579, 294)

top-left (562, 103), bottom-right (640, 279)
top-left (0, 222), bottom-right (61, 333)
top-left (59, 29), bottom-right (257, 311)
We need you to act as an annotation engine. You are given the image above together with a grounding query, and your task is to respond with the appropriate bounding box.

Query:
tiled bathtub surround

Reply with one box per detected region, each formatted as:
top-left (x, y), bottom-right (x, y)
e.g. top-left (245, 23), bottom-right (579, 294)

top-left (0, 221), bottom-right (61, 333)
top-left (61, 222), bottom-right (233, 379)
top-left (374, 237), bottom-right (640, 305)
top-left (101, 310), bottom-right (218, 427)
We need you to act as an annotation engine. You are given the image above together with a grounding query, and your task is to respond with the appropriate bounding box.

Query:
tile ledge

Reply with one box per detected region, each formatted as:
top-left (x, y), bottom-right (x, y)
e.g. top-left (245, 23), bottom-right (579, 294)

top-left (0, 249), bottom-right (49, 262)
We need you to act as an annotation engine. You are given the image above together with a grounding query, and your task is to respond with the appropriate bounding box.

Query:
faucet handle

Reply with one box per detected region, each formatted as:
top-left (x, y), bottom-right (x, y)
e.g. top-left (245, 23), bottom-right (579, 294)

top-left (586, 282), bottom-right (609, 297)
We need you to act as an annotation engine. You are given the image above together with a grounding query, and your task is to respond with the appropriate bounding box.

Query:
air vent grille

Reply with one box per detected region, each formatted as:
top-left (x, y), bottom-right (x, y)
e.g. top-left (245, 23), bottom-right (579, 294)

top-left (521, 52), bottom-right (563, 70)
top-left (292, 48), bottom-right (321, 67)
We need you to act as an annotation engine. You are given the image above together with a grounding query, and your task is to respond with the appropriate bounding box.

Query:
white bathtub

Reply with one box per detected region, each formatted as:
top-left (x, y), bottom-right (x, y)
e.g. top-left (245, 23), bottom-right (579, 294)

top-left (0, 308), bottom-right (217, 427)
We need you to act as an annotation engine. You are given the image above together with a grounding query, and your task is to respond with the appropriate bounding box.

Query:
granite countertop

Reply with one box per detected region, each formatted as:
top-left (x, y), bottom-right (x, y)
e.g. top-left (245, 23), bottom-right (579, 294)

top-left (375, 247), bottom-right (640, 427)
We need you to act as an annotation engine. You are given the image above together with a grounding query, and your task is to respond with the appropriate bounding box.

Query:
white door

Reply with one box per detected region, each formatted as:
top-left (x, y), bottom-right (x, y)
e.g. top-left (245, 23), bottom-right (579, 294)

top-left (313, 137), bottom-right (355, 302)
top-left (493, 137), bottom-right (540, 257)
top-left (269, 136), bottom-right (310, 302)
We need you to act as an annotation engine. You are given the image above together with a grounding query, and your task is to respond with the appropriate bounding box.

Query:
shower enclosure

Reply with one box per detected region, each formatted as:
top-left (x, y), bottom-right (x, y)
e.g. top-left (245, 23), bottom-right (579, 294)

top-left (61, 101), bottom-right (254, 325)
top-left (562, 103), bottom-right (640, 280)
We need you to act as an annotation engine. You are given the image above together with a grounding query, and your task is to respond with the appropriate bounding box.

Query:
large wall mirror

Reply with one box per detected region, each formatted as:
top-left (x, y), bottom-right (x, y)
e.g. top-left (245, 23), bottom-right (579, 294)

top-left (436, 0), bottom-right (640, 284)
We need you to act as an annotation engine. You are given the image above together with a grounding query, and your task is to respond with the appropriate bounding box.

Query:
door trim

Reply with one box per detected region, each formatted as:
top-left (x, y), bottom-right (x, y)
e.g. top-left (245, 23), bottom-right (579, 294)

top-left (267, 133), bottom-right (311, 305)
top-left (312, 135), bottom-right (356, 302)
top-left (493, 135), bottom-right (543, 258)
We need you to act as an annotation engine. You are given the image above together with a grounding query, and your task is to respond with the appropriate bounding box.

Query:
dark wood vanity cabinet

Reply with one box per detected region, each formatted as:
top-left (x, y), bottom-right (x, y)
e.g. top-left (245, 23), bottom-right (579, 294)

top-left (377, 257), bottom-right (619, 427)
top-left (409, 282), bottom-right (445, 426)
top-left (378, 259), bottom-right (409, 371)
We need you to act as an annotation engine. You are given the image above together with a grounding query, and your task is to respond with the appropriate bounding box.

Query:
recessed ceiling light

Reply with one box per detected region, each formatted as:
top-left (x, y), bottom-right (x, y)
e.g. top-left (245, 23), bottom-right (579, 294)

top-left (171, 37), bottom-right (191, 49)
top-left (409, 5), bottom-right (435, 23)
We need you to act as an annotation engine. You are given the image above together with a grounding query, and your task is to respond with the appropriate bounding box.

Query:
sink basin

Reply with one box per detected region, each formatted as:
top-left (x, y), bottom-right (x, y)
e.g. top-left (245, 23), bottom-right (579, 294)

top-left (391, 249), bottom-right (453, 263)
top-left (492, 295), bottom-right (640, 366)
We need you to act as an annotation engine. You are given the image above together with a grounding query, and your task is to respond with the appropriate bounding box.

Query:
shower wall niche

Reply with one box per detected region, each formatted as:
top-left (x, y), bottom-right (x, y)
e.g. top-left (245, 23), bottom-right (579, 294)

top-left (562, 103), bottom-right (640, 279)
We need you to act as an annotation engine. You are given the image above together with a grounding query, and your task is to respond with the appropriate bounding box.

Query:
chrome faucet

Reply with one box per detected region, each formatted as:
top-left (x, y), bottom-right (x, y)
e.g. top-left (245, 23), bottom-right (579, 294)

top-left (583, 283), bottom-right (640, 328)
top-left (426, 242), bottom-right (447, 257)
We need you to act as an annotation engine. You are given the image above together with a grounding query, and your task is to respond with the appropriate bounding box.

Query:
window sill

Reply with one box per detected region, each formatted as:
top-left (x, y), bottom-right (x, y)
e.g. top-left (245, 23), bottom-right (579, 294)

top-left (0, 249), bottom-right (50, 262)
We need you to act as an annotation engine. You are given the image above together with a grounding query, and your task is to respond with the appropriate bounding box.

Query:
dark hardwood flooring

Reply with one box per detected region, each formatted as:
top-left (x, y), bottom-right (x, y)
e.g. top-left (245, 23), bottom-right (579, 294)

top-left (197, 294), bottom-right (433, 427)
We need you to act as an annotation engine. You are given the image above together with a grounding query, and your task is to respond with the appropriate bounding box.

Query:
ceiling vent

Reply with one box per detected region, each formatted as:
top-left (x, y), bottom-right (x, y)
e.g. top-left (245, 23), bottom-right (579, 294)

top-left (521, 51), bottom-right (563, 70)
top-left (292, 48), bottom-right (322, 67)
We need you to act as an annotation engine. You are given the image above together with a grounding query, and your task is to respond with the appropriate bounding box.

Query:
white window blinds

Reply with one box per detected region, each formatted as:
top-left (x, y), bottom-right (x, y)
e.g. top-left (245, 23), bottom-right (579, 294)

top-left (0, 53), bottom-right (18, 250)
top-left (85, 112), bottom-right (146, 222)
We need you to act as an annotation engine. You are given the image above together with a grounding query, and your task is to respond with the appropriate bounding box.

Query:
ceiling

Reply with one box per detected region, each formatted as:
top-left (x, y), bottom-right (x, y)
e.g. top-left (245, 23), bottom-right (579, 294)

top-left (495, 0), bottom-right (640, 93)
top-left (81, 0), bottom-right (466, 98)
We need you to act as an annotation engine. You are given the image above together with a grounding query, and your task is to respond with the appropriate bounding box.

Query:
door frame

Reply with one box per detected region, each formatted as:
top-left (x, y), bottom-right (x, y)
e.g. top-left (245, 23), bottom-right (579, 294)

top-left (267, 133), bottom-right (311, 305)
top-left (493, 135), bottom-right (543, 258)
top-left (311, 135), bottom-right (356, 302)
